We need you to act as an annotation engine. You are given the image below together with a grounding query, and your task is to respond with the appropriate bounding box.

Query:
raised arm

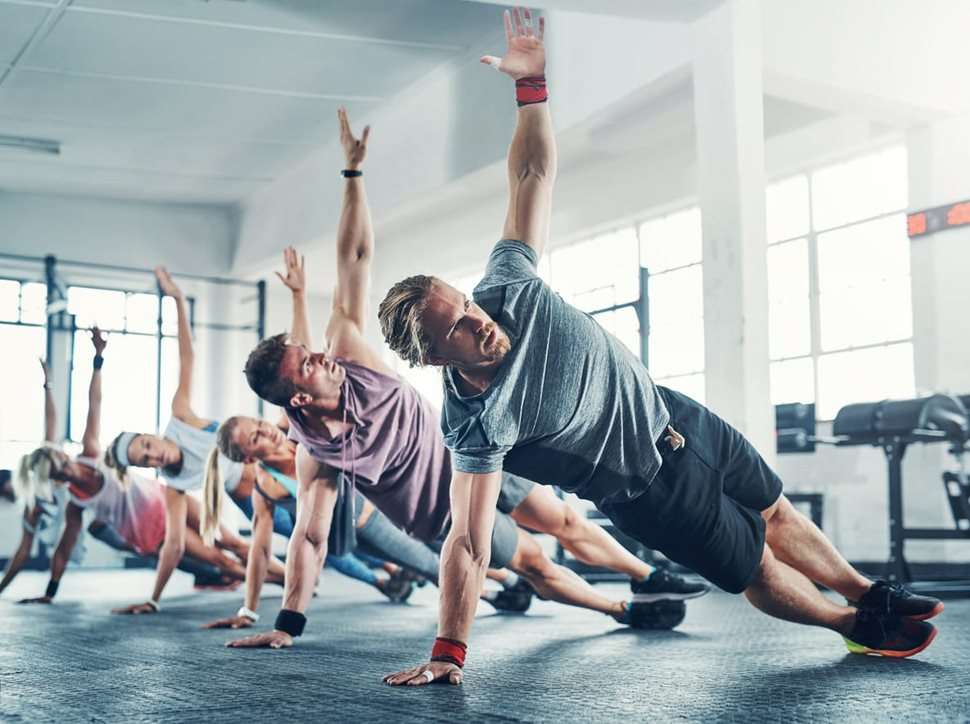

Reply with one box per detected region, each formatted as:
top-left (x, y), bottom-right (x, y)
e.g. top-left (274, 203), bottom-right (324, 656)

top-left (227, 445), bottom-right (340, 649)
top-left (18, 503), bottom-right (83, 605)
top-left (155, 267), bottom-right (208, 428)
top-left (330, 107), bottom-right (374, 331)
top-left (81, 327), bottom-right (107, 458)
top-left (483, 8), bottom-right (556, 259)
top-left (41, 359), bottom-right (56, 443)
top-left (384, 469), bottom-right (503, 686)
top-left (274, 246), bottom-right (312, 348)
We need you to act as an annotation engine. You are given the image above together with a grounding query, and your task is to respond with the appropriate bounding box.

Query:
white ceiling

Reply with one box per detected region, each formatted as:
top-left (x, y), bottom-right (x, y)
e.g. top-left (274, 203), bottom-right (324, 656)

top-left (0, 0), bottom-right (498, 204)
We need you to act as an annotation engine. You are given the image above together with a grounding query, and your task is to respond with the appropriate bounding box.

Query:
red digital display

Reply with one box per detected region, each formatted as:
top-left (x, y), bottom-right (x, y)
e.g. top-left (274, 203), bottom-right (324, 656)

top-left (908, 198), bottom-right (970, 238)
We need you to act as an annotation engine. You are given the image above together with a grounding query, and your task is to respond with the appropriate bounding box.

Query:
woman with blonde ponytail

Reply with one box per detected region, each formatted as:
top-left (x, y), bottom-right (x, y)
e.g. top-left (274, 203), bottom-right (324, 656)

top-left (0, 360), bottom-right (70, 598)
top-left (200, 412), bottom-right (465, 631)
top-left (109, 268), bottom-right (288, 616)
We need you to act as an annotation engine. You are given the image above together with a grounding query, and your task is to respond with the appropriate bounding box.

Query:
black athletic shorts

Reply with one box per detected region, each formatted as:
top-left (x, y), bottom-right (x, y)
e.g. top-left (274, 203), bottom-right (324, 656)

top-left (601, 385), bottom-right (783, 594)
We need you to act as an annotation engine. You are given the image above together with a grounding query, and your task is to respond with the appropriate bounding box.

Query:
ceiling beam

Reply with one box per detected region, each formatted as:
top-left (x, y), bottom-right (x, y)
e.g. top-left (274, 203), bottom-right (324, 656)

top-left (0, 0), bottom-right (72, 88)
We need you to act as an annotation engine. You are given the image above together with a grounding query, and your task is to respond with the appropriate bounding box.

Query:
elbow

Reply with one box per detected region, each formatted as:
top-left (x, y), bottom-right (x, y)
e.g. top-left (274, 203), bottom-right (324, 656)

top-left (302, 527), bottom-right (328, 564)
top-left (452, 532), bottom-right (491, 572)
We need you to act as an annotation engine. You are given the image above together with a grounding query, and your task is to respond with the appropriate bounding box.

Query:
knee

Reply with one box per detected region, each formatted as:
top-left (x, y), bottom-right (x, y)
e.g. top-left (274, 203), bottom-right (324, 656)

top-left (512, 542), bottom-right (555, 581)
top-left (737, 545), bottom-right (775, 595)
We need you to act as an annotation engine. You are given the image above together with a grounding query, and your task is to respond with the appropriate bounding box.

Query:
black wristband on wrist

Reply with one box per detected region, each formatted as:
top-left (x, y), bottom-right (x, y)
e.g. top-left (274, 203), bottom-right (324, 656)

top-left (275, 608), bottom-right (307, 637)
top-left (341, 169), bottom-right (362, 178)
top-left (93, 355), bottom-right (104, 370)
top-left (45, 579), bottom-right (59, 599)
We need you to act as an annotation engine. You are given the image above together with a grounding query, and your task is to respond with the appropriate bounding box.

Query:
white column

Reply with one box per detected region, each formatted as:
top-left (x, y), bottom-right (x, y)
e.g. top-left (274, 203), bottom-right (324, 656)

top-left (692, 0), bottom-right (774, 463)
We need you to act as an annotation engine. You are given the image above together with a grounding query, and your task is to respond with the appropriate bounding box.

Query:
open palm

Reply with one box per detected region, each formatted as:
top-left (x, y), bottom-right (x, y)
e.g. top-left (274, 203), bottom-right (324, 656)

top-left (480, 7), bottom-right (545, 80)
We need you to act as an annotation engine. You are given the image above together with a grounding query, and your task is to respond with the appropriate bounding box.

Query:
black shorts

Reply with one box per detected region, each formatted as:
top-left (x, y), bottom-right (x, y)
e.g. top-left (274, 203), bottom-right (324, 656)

top-left (601, 386), bottom-right (783, 594)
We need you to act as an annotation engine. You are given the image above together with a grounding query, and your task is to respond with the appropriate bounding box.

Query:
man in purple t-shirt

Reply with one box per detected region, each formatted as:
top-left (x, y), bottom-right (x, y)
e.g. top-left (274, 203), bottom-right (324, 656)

top-left (227, 108), bottom-right (708, 651)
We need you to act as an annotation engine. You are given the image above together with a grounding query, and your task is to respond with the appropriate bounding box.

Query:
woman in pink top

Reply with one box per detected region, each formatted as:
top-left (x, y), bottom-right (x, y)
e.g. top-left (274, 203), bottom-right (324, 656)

top-left (16, 328), bottom-right (259, 607)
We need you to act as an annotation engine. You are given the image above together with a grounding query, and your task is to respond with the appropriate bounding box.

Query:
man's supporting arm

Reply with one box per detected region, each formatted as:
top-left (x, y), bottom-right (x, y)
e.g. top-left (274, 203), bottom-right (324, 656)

top-left (384, 469), bottom-right (503, 686)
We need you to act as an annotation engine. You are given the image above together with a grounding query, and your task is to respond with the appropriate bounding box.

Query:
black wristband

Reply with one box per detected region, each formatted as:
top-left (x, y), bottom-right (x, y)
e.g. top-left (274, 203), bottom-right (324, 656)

top-left (341, 169), bottom-right (362, 178)
top-left (93, 355), bottom-right (104, 370)
top-left (274, 608), bottom-right (307, 637)
top-left (45, 579), bottom-right (59, 599)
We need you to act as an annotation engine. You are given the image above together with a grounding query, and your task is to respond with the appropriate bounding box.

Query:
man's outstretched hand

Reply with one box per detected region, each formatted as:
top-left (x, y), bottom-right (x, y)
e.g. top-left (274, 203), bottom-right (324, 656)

top-left (274, 246), bottom-right (306, 295)
top-left (338, 107), bottom-right (369, 170)
top-left (383, 661), bottom-right (463, 687)
top-left (480, 7), bottom-right (545, 80)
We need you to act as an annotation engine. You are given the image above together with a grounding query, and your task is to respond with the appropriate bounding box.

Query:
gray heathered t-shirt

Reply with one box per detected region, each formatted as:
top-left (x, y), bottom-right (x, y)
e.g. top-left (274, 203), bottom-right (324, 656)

top-left (441, 240), bottom-right (670, 506)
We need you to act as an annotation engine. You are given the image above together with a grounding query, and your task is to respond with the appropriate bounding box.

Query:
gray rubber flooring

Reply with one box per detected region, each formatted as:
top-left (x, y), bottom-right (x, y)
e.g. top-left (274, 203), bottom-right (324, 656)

top-left (1, 570), bottom-right (969, 723)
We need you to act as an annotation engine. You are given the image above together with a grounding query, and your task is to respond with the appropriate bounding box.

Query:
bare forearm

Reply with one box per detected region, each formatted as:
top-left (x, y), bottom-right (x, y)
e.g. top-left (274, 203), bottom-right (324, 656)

top-left (289, 290), bottom-right (311, 347)
top-left (337, 179), bottom-right (374, 265)
top-left (44, 385), bottom-right (56, 442)
top-left (84, 369), bottom-right (102, 444)
top-left (508, 103), bottom-right (557, 186)
top-left (244, 531), bottom-right (271, 612)
top-left (280, 531), bottom-right (325, 614)
top-left (151, 540), bottom-right (183, 601)
top-left (437, 532), bottom-right (490, 642)
top-left (0, 536), bottom-right (34, 593)
top-left (173, 296), bottom-right (193, 366)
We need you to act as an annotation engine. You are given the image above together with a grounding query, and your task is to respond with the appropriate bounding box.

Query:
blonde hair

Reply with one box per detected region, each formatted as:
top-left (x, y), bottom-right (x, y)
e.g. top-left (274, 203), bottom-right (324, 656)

top-left (200, 417), bottom-right (246, 546)
top-left (104, 431), bottom-right (137, 485)
top-left (16, 444), bottom-right (65, 508)
top-left (378, 275), bottom-right (434, 368)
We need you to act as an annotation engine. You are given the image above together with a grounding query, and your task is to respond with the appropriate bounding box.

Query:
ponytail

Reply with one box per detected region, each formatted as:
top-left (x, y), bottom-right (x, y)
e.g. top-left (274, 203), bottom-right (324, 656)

top-left (200, 447), bottom-right (223, 546)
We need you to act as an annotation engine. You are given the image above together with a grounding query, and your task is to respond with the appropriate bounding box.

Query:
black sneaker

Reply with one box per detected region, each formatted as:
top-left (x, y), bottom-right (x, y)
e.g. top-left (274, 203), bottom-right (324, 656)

top-left (854, 580), bottom-right (944, 621)
top-left (376, 572), bottom-right (415, 603)
top-left (484, 580), bottom-right (534, 613)
top-left (614, 599), bottom-right (687, 630)
top-left (631, 569), bottom-right (711, 602)
top-left (844, 608), bottom-right (938, 658)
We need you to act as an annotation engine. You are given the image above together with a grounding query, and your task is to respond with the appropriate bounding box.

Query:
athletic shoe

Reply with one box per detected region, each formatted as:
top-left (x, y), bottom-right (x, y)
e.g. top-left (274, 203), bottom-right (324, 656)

top-left (377, 572), bottom-right (415, 603)
top-left (615, 599), bottom-right (687, 630)
top-left (193, 574), bottom-right (241, 592)
top-left (484, 580), bottom-right (534, 613)
top-left (853, 580), bottom-right (944, 621)
top-left (631, 569), bottom-right (711, 603)
top-left (843, 609), bottom-right (938, 658)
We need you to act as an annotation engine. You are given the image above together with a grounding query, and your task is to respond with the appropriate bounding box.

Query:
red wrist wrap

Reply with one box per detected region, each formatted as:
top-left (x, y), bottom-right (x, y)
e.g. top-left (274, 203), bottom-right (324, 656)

top-left (515, 76), bottom-right (548, 107)
top-left (431, 637), bottom-right (467, 668)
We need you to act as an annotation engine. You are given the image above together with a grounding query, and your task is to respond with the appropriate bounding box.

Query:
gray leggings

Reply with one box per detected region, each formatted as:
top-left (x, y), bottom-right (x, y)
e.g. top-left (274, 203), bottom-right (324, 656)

top-left (356, 509), bottom-right (441, 585)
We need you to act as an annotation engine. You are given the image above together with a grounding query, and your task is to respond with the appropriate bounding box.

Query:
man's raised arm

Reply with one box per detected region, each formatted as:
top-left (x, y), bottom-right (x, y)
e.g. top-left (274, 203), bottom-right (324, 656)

top-left (331, 107), bottom-right (374, 332)
top-left (484, 7), bottom-right (557, 259)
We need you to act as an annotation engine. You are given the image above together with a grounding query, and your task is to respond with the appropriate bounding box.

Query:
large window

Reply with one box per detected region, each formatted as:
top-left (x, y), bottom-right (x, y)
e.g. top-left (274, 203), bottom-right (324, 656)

top-left (67, 286), bottom-right (179, 447)
top-left (766, 145), bottom-right (913, 419)
top-left (0, 279), bottom-right (50, 470)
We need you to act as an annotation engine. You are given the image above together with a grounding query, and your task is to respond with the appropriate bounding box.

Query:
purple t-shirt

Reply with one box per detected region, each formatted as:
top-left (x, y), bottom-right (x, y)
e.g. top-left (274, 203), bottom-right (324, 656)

top-left (287, 359), bottom-right (453, 541)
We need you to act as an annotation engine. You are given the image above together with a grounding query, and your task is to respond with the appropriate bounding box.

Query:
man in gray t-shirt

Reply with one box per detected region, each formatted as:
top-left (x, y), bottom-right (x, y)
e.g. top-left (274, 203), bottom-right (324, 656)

top-left (380, 8), bottom-right (938, 686)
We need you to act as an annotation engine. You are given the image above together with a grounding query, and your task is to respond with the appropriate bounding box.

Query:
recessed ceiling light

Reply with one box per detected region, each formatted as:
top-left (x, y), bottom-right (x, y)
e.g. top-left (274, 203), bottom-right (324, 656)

top-left (0, 134), bottom-right (61, 156)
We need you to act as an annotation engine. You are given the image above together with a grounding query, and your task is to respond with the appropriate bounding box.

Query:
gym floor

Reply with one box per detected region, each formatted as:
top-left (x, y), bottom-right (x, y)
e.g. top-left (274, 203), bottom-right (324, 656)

top-left (2, 570), bottom-right (968, 723)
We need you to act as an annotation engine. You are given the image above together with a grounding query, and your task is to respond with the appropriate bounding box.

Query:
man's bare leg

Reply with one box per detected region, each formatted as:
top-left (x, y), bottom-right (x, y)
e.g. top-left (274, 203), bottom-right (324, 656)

top-left (510, 486), bottom-right (653, 579)
top-left (508, 529), bottom-right (626, 618)
top-left (762, 495), bottom-right (872, 602)
top-left (744, 545), bottom-right (856, 635)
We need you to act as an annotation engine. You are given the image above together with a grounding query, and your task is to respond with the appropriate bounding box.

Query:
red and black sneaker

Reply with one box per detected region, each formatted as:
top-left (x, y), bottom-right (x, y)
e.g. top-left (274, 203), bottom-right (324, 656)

top-left (844, 608), bottom-right (938, 658)
top-left (854, 580), bottom-right (944, 621)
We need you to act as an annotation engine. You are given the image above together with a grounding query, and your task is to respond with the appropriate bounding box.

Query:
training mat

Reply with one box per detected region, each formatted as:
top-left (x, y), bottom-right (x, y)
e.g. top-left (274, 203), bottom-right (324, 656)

top-left (1, 570), bottom-right (968, 723)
